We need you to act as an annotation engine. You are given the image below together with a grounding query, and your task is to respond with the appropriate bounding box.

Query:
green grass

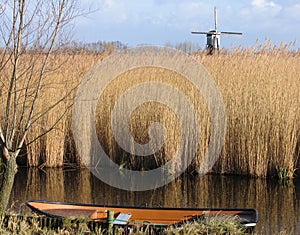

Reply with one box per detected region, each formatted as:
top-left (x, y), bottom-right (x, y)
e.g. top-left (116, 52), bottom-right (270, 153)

top-left (0, 213), bottom-right (253, 235)
top-left (3, 212), bottom-right (297, 235)
top-left (0, 213), bottom-right (294, 234)
top-left (167, 215), bottom-right (248, 235)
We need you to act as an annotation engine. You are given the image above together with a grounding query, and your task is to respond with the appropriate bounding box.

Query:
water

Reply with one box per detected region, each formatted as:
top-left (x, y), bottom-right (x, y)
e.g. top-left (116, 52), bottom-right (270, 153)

top-left (9, 168), bottom-right (300, 234)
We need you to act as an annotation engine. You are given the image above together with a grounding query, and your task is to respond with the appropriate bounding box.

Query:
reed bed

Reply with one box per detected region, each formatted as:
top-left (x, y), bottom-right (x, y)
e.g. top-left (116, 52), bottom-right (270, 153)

top-left (1, 45), bottom-right (299, 178)
top-left (196, 47), bottom-right (299, 177)
top-left (93, 45), bottom-right (299, 178)
top-left (0, 52), bottom-right (103, 167)
top-left (95, 66), bottom-right (210, 172)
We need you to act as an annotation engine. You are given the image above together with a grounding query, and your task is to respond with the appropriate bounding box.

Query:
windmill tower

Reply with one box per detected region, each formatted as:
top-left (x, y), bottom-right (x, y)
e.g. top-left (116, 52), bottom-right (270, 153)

top-left (192, 7), bottom-right (242, 54)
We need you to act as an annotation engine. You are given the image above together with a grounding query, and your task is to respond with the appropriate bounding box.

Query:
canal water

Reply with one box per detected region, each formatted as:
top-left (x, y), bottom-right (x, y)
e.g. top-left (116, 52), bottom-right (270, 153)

top-left (9, 168), bottom-right (300, 234)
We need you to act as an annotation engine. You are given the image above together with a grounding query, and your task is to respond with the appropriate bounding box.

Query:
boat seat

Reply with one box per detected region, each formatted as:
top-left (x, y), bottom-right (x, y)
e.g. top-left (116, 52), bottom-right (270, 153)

top-left (113, 213), bottom-right (132, 225)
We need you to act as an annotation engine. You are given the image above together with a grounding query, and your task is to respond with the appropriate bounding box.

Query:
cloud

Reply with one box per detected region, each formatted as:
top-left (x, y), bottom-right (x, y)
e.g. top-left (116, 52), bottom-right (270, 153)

top-left (240, 0), bottom-right (282, 21)
top-left (251, 0), bottom-right (282, 11)
top-left (99, 0), bottom-right (127, 23)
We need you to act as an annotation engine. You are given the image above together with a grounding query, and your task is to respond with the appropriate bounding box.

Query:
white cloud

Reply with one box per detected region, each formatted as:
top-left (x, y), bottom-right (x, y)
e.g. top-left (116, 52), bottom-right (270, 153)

top-left (98, 0), bottom-right (127, 23)
top-left (251, 0), bottom-right (282, 10)
top-left (240, 0), bottom-right (282, 21)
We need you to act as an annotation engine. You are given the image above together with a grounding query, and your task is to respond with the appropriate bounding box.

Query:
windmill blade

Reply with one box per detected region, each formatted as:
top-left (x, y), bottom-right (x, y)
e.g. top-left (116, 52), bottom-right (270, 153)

top-left (221, 31), bottom-right (243, 35)
top-left (191, 31), bottom-right (211, 35)
top-left (192, 31), bottom-right (219, 35)
top-left (214, 6), bottom-right (218, 31)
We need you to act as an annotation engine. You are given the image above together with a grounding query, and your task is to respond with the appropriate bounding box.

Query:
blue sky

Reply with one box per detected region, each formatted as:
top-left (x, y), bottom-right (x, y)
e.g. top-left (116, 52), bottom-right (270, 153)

top-left (75, 0), bottom-right (300, 49)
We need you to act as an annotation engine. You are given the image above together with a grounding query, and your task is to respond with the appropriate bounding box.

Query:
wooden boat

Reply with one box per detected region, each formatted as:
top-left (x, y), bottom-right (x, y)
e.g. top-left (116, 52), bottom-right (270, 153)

top-left (26, 200), bottom-right (258, 228)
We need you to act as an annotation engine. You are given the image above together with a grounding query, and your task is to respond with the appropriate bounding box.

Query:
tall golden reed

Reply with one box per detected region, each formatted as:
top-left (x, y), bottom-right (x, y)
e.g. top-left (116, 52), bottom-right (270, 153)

top-left (197, 46), bottom-right (299, 177)
top-left (94, 45), bottom-right (299, 178)
top-left (1, 45), bottom-right (299, 178)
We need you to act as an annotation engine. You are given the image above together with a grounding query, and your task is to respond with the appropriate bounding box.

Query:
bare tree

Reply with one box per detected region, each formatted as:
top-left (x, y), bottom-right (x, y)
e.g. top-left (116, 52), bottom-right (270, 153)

top-left (0, 0), bottom-right (79, 211)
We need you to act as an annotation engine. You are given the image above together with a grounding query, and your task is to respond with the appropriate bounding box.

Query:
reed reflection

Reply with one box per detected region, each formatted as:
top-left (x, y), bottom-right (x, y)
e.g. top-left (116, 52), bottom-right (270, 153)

top-left (10, 168), bottom-right (300, 234)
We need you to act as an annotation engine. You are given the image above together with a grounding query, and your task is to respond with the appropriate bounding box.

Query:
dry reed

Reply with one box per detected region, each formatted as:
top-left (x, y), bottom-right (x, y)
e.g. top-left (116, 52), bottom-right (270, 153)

top-left (197, 46), bottom-right (299, 177)
top-left (94, 45), bottom-right (299, 178)
top-left (0, 44), bottom-right (299, 178)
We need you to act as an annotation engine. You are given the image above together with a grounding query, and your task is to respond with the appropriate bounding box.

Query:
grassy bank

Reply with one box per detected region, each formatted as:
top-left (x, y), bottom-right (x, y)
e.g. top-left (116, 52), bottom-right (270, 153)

top-left (1, 45), bottom-right (299, 178)
top-left (1, 213), bottom-right (295, 234)
top-left (0, 214), bottom-right (251, 235)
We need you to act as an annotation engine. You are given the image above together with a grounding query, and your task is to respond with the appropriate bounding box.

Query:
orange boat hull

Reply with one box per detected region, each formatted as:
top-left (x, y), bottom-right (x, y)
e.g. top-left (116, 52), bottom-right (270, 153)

top-left (26, 200), bottom-right (258, 227)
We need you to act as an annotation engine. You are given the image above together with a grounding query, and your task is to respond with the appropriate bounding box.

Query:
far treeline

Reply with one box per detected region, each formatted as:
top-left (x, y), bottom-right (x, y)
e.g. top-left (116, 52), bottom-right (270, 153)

top-left (1, 42), bottom-right (299, 179)
top-left (55, 40), bottom-right (201, 54)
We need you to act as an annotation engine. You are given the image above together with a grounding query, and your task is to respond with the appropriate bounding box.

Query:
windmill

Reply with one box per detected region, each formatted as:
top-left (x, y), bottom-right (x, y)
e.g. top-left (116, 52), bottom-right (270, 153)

top-left (192, 7), bottom-right (242, 54)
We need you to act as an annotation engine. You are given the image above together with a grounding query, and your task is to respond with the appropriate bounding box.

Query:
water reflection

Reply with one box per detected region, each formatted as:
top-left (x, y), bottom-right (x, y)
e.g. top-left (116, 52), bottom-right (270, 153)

top-left (10, 168), bottom-right (300, 234)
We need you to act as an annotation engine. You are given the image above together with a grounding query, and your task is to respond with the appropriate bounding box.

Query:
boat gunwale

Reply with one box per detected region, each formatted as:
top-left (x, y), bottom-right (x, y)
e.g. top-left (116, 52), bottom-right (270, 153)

top-left (26, 200), bottom-right (257, 213)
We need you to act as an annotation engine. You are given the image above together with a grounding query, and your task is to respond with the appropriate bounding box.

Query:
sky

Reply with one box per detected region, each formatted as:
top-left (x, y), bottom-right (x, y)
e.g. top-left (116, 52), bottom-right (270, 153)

top-left (74, 0), bottom-right (300, 49)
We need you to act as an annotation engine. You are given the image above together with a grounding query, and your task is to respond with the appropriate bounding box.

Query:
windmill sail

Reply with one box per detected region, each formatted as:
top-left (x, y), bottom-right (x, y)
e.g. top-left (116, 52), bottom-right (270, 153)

top-left (191, 31), bottom-right (212, 35)
top-left (221, 31), bottom-right (243, 35)
top-left (214, 6), bottom-right (218, 31)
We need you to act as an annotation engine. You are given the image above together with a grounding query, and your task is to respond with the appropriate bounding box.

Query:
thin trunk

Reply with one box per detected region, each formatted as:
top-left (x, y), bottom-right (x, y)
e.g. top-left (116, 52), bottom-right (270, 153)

top-left (0, 156), bottom-right (18, 212)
